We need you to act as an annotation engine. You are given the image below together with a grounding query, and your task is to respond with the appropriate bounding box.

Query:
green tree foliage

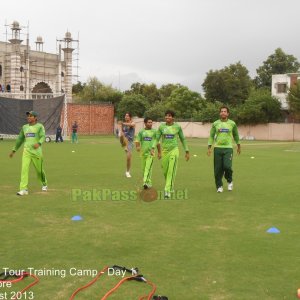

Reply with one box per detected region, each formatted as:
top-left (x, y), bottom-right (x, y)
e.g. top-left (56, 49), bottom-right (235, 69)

top-left (192, 101), bottom-right (223, 123)
top-left (237, 89), bottom-right (282, 124)
top-left (72, 81), bottom-right (85, 94)
top-left (202, 62), bottom-right (252, 105)
top-left (76, 77), bottom-right (102, 101)
top-left (254, 48), bottom-right (300, 89)
top-left (159, 83), bottom-right (183, 101)
top-left (287, 80), bottom-right (300, 121)
top-left (144, 102), bottom-right (168, 121)
top-left (116, 94), bottom-right (149, 119)
top-left (72, 77), bottom-right (123, 106)
top-left (166, 86), bottom-right (204, 119)
top-left (125, 82), bottom-right (161, 104)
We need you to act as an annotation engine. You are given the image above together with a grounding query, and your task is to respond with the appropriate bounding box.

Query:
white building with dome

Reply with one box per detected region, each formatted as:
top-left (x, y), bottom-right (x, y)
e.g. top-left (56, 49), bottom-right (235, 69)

top-left (0, 21), bottom-right (77, 102)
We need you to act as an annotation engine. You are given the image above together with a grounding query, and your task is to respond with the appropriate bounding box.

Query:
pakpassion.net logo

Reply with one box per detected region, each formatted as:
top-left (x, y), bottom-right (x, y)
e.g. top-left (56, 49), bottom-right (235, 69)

top-left (71, 188), bottom-right (188, 202)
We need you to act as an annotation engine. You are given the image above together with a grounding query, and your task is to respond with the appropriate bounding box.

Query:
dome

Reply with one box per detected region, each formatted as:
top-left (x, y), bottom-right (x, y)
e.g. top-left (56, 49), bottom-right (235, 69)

top-left (12, 21), bottom-right (20, 30)
top-left (36, 36), bottom-right (43, 43)
top-left (65, 31), bottom-right (72, 39)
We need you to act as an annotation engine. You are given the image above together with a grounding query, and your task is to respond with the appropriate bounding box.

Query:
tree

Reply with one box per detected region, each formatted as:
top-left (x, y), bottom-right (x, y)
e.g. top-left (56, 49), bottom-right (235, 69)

top-left (116, 94), bottom-right (149, 119)
top-left (202, 62), bottom-right (252, 105)
top-left (78, 77), bottom-right (103, 101)
top-left (73, 77), bottom-right (123, 106)
top-left (125, 82), bottom-right (143, 95)
top-left (72, 81), bottom-right (85, 94)
top-left (125, 82), bottom-right (161, 104)
top-left (237, 89), bottom-right (282, 124)
top-left (166, 86), bottom-right (204, 119)
top-left (254, 48), bottom-right (300, 89)
top-left (144, 102), bottom-right (168, 121)
top-left (287, 80), bottom-right (300, 121)
top-left (159, 83), bottom-right (183, 101)
top-left (193, 101), bottom-right (223, 123)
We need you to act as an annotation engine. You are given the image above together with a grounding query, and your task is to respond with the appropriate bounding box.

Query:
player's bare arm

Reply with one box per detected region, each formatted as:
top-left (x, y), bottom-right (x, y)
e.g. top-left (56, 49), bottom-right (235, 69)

top-left (207, 145), bottom-right (212, 156)
top-left (185, 151), bottom-right (190, 161)
top-left (135, 141), bottom-right (141, 152)
top-left (122, 121), bottom-right (135, 128)
top-left (157, 144), bottom-right (161, 159)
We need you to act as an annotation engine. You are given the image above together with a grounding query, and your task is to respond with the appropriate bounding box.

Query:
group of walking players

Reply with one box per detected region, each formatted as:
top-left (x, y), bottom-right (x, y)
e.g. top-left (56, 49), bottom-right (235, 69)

top-left (118, 106), bottom-right (241, 198)
top-left (9, 106), bottom-right (241, 197)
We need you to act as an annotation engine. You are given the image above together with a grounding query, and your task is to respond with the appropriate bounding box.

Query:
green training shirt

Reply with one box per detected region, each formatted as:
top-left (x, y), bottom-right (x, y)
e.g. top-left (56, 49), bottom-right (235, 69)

top-left (153, 122), bottom-right (189, 153)
top-left (208, 119), bottom-right (240, 148)
top-left (136, 128), bottom-right (157, 156)
top-left (13, 123), bottom-right (46, 156)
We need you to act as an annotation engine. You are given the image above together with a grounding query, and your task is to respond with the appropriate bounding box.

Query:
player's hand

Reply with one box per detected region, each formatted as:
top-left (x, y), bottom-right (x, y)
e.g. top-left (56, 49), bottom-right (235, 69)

top-left (33, 143), bottom-right (40, 149)
top-left (9, 151), bottom-right (15, 158)
top-left (185, 152), bottom-right (190, 161)
top-left (157, 152), bottom-right (162, 160)
top-left (136, 146), bottom-right (141, 152)
top-left (237, 145), bottom-right (241, 155)
top-left (207, 148), bottom-right (212, 156)
top-left (150, 149), bottom-right (155, 157)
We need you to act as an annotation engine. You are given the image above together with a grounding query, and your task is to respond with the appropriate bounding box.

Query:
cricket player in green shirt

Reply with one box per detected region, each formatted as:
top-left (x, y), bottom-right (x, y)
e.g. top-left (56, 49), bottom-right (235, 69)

top-left (152, 110), bottom-right (189, 199)
top-left (135, 117), bottom-right (161, 189)
top-left (9, 111), bottom-right (48, 196)
top-left (208, 106), bottom-right (241, 193)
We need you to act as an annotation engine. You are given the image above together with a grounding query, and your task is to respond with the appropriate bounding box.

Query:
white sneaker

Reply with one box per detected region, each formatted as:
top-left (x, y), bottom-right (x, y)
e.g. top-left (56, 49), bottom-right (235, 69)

top-left (217, 187), bottom-right (223, 193)
top-left (17, 190), bottom-right (28, 196)
top-left (125, 172), bottom-right (131, 178)
top-left (164, 192), bottom-right (171, 199)
top-left (42, 186), bottom-right (48, 191)
top-left (228, 182), bottom-right (233, 191)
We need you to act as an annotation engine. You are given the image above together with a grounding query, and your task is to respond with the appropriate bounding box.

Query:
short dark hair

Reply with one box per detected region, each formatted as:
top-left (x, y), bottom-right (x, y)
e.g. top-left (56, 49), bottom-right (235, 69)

top-left (165, 110), bottom-right (175, 117)
top-left (220, 106), bottom-right (229, 113)
top-left (124, 112), bottom-right (132, 118)
top-left (144, 117), bottom-right (152, 123)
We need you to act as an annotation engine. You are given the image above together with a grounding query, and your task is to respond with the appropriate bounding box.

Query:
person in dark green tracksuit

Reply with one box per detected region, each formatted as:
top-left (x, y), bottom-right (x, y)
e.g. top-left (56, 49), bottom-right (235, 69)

top-left (207, 106), bottom-right (241, 193)
top-left (135, 117), bottom-right (161, 189)
top-left (71, 121), bottom-right (78, 143)
top-left (152, 110), bottom-right (189, 199)
top-left (9, 111), bottom-right (48, 196)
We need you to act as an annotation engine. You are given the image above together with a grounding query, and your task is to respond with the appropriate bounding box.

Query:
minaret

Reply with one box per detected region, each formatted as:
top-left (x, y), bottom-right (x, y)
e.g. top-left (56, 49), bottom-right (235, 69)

top-left (62, 31), bottom-right (74, 103)
top-left (25, 32), bottom-right (30, 99)
top-left (9, 21), bottom-right (23, 94)
top-left (35, 36), bottom-right (44, 51)
top-left (58, 43), bottom-right (62, 95)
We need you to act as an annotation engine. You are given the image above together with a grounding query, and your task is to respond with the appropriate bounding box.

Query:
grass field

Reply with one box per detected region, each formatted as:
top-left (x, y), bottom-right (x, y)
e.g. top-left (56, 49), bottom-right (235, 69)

top-left (1, 136), bottom-right (300, 300)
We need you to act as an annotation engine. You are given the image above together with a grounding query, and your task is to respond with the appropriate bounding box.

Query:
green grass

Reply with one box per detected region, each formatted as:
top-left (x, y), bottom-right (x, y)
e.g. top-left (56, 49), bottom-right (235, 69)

top-left (1, 136), bottom-right (300, 299)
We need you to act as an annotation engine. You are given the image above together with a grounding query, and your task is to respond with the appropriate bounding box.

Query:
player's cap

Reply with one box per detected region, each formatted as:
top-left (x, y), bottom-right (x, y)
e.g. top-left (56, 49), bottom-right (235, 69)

top-left (26, 111), bottom-right (38, 117)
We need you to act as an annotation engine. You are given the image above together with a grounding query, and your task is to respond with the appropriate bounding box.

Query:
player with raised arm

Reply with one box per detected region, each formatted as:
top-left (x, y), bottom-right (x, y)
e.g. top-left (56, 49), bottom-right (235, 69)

top-left (118, 112), bottom-right (135, 178)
